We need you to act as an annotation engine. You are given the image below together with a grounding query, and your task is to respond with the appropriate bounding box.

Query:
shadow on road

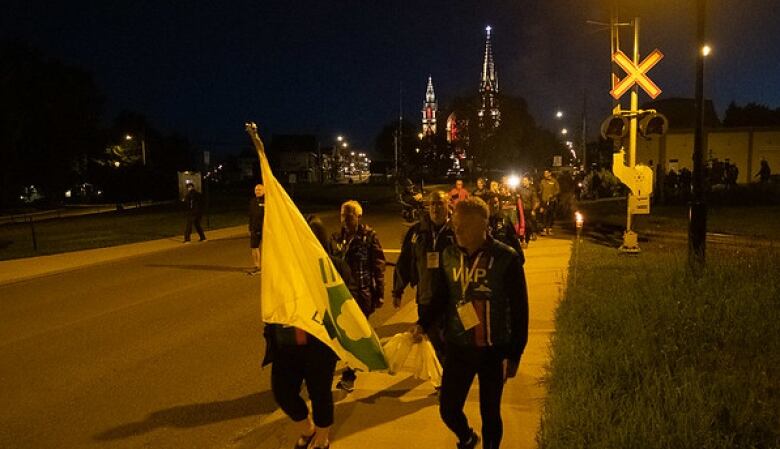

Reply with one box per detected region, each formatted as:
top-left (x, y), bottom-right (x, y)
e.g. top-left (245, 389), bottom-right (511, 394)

top-left (232, 376), bottom-right (436, 448)
top-left (146, 263), bottom-right (250, 273)
top-left (94, 391), bottom-right (278, 441)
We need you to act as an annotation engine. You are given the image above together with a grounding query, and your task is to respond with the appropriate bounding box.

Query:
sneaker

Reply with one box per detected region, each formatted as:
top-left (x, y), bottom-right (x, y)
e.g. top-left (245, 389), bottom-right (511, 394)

top-left (547, 228), bottom-right (554, 236)
top-left (456, 430), bottom-right (480, 449)
top-left (247, 268), bottom-right (261, 276)
top-left (199, 238), bottom-right (207, 242)
top-left (183, 240), bottom-right (192, 244)
top-left (336, 378), bottom-right (355, 392)
top-left (539, 229), bottom-right (547, 236)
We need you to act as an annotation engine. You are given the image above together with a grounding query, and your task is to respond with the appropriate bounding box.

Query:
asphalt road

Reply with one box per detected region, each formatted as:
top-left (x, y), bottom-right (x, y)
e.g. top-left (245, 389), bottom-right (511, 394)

top-left (0, 208), bottom-right (406, 449)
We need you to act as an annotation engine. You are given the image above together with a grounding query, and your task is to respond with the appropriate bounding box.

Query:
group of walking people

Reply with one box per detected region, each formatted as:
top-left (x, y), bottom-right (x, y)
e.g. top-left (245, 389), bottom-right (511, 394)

top-left (453, 171), bottom-right (561, 248)
top-left (258, 182), bottom-right (529, 449)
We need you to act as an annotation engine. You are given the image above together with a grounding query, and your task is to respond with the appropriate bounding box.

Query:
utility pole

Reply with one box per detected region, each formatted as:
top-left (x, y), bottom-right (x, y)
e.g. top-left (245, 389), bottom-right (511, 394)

top-left (689, 0), bottom-right (708, 271)
top-left (581, 91), bottom-right (587, 170)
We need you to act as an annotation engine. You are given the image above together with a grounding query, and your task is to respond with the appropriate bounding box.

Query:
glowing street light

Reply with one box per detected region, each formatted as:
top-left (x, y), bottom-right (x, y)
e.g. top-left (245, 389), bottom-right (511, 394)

top-left (561, 128), bottom-right (568, 135)
top-left (336, 135), bottom-right (344, 142)
top-left (342, 142), bottom-right (348, 148)
top-left (702, 44), bottom-right (712, 56)
top-left (555, 110), bottom-right (563, 119)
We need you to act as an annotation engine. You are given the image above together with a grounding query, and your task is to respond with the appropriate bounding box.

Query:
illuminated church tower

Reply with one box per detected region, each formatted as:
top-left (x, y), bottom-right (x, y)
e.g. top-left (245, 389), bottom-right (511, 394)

top-left (421, 76), bottom-right (437, 136)
top-left (478, 26), bottom-right (501, 132)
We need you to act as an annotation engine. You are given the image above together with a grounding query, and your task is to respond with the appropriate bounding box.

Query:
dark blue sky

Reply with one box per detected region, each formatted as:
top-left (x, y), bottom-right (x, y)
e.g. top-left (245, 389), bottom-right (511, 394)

top-left (3, 0), bottom-right (778, 156)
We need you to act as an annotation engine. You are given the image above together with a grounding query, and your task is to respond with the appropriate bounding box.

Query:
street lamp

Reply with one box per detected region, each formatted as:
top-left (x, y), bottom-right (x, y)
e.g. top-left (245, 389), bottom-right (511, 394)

top-left (702, 45), bottom-right (712, 56)
top-left (561, 128), bottom-right (568, 135)
top-left (337, 135), bottom-right (344, 142)
top-left (555, 110), bottom-right (563, 119)
top-left (125, 134), bottom-right (147, 166)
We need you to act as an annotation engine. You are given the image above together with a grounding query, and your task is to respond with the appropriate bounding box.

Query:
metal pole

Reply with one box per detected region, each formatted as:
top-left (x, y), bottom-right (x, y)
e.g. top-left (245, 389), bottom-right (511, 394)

top-left (689, 0), bottom-right (707, 271)
top-left (626, 17), bottom-right (640, 236)
top-left (29, 217), bottom-right (38, 251)
top-left (581, 91), bottom-right (587, 170)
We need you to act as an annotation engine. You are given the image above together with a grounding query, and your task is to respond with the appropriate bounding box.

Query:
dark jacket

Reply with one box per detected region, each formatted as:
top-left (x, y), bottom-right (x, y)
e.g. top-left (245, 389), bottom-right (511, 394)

top-left (419, 237), bottom-right (529, 363)
top-left (185, 189), bottom-right (204, 216)
top-left (393, 216), bottom-right (456, 305)
top-left (248, 197), bottom-right (265, 234)
top-left (518, 186), bottom-right (539, 211)
top-left (488, 214), bottom-right (524, 258)
top-left (330, 224), bottom-right (386, 316)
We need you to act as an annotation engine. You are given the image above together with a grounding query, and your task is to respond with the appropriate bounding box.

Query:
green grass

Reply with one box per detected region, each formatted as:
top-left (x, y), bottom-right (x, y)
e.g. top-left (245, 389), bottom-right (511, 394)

top-left (579, 200), bottom-right (780, 240)
top-left (539, 241), bottom-right (780, 449)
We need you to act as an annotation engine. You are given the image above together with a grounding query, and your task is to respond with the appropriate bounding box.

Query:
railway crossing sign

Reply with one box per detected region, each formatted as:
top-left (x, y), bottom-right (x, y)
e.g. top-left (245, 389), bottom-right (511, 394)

top-left (610, 49), bottom-right (664, 100)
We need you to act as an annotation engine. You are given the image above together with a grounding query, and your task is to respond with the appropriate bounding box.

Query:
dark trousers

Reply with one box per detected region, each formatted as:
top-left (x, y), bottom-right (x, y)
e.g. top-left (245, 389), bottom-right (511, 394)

top-left (439, 346), bottom-right (505, 449)
top-left (271, 342), bottom-right (337, 427)
top-left (541, 202), bottom-right (555, 229)
top-left (184, 214), bottom-right (205, 241)
top-left (418, 304), bottom-right (446, 362)
top-left (522, 209), bottom-right (535, 243)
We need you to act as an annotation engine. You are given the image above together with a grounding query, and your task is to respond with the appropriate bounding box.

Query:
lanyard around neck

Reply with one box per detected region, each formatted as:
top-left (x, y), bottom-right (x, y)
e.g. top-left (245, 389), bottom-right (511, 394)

top-left (459, 250), bottom-right (483, 298)
top-left (431, 220), bottom-right (449, 249)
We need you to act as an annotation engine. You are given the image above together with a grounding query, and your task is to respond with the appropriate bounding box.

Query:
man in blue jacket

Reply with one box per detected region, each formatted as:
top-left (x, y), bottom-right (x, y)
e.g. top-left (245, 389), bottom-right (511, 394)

top-left (417, 196), bottom-right (529, 449)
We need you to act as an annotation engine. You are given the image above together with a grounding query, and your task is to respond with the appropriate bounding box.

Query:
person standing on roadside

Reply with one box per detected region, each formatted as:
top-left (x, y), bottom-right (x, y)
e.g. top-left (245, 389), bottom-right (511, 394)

top-left (418, 197), bottom-right (529, 449)
top-left (393, 190), bottom-right (455, 360)
top-left (330, 200), bottom-right (386, 392)
top-left (538, 170), bottom-right (560, 236)
top-left (183, 182), bottom-right (206, 243)
top-left (247, 184), bottom-right (265, 275)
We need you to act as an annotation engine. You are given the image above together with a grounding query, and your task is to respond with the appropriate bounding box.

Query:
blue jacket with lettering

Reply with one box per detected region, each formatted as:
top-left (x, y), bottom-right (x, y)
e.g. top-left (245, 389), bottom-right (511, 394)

top-left (419, 237), bottom-right (529, 363)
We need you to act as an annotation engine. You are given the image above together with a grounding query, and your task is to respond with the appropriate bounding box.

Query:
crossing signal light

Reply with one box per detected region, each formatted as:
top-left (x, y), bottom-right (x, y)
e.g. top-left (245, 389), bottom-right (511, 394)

top-left (639, 113), bottom-right (668, 138)
top-left (600, 115), bottom-right (629, 140)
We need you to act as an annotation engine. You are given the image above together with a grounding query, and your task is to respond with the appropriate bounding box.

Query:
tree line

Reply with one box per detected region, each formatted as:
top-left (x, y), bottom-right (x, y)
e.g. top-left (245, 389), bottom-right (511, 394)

top-left (0, 41), bottom-right (200, 209)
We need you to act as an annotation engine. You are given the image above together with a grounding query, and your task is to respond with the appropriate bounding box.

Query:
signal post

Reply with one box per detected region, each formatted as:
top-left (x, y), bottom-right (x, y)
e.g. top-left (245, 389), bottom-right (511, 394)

top-left (600, 16), bottom-right (667, 253)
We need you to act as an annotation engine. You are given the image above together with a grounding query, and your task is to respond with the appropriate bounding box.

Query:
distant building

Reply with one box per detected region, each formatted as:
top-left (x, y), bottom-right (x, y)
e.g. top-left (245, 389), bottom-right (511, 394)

top-left (477, 26), bottom-right (501, 133)
top-left (642, 97), bottom-right (721, 129)
top-left (271, 135), bottom-right (320, 183)
top-left (421, 76), bottom-right (438, 136)
top-left (636, 126), bottom-right (780, 184)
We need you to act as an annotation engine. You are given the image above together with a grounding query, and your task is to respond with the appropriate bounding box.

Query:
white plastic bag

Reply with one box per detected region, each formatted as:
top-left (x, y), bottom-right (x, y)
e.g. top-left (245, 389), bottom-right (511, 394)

top-left (382, 331), bottom-right (443, 387)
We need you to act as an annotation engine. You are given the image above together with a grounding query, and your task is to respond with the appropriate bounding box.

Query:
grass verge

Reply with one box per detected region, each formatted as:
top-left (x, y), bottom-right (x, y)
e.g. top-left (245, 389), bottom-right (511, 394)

top-left (579, 200), bottom-right (780, 240)
top-left (539, 241), bottom-right (779, 449)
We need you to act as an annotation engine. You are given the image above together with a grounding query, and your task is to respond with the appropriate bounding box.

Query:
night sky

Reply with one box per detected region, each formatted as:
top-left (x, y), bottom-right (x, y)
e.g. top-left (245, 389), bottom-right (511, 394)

top-left (3, 0), bottom-right (778, 156)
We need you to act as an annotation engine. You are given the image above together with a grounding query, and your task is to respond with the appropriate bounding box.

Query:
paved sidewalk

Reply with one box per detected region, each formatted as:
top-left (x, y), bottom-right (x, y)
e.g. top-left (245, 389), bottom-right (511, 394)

top-left (229, 237), bottom-right (572, 449)
top-left (0, 225), bottom-right (248, 286)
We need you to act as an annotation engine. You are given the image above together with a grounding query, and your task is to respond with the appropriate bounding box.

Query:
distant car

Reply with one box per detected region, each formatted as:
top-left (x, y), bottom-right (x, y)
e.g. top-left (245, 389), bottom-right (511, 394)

top-left (64, 183), bottom-right (103, 203)
top-left (19, 185), bottom-right (45, 204)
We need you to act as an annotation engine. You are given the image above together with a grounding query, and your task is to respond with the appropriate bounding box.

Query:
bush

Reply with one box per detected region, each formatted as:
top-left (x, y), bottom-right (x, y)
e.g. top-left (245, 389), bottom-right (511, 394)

top-left (539, 243), bottom-right (780, 449)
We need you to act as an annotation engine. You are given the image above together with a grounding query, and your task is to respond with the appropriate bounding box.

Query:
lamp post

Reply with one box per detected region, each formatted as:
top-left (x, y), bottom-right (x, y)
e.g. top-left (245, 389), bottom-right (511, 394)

top-left (125, 134), bottom-right (146, 166)
top-left (689, 0), bottom-right (708, 272)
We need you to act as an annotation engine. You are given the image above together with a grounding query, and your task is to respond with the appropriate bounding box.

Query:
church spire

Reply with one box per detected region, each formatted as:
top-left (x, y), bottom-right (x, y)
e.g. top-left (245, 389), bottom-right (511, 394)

top-left (422, 75), bottom-right (437, 136)
top-left (478, 25), bottom-right (501, 131)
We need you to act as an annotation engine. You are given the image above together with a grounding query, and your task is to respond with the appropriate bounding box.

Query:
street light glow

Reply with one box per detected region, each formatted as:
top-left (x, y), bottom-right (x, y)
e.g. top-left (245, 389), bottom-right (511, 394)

top-left (342, 142), bottom-right (348, 148)
top-left (507, 175), bottom-right (520, 189)
top-left (125, 134), bottom-right (133, 140)
top-left (555, 111), bottom-right (563, 119)
top-left (561, 128), bottom-right (568, 135)
top-left (336, 135), bottom-right (343, 142)
top-left (702, 45), bottom-right (712, 57)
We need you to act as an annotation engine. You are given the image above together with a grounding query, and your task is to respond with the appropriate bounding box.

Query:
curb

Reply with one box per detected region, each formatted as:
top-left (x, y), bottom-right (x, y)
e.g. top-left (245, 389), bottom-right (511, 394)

top-left (0, 225), bottom-right (248, 286)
